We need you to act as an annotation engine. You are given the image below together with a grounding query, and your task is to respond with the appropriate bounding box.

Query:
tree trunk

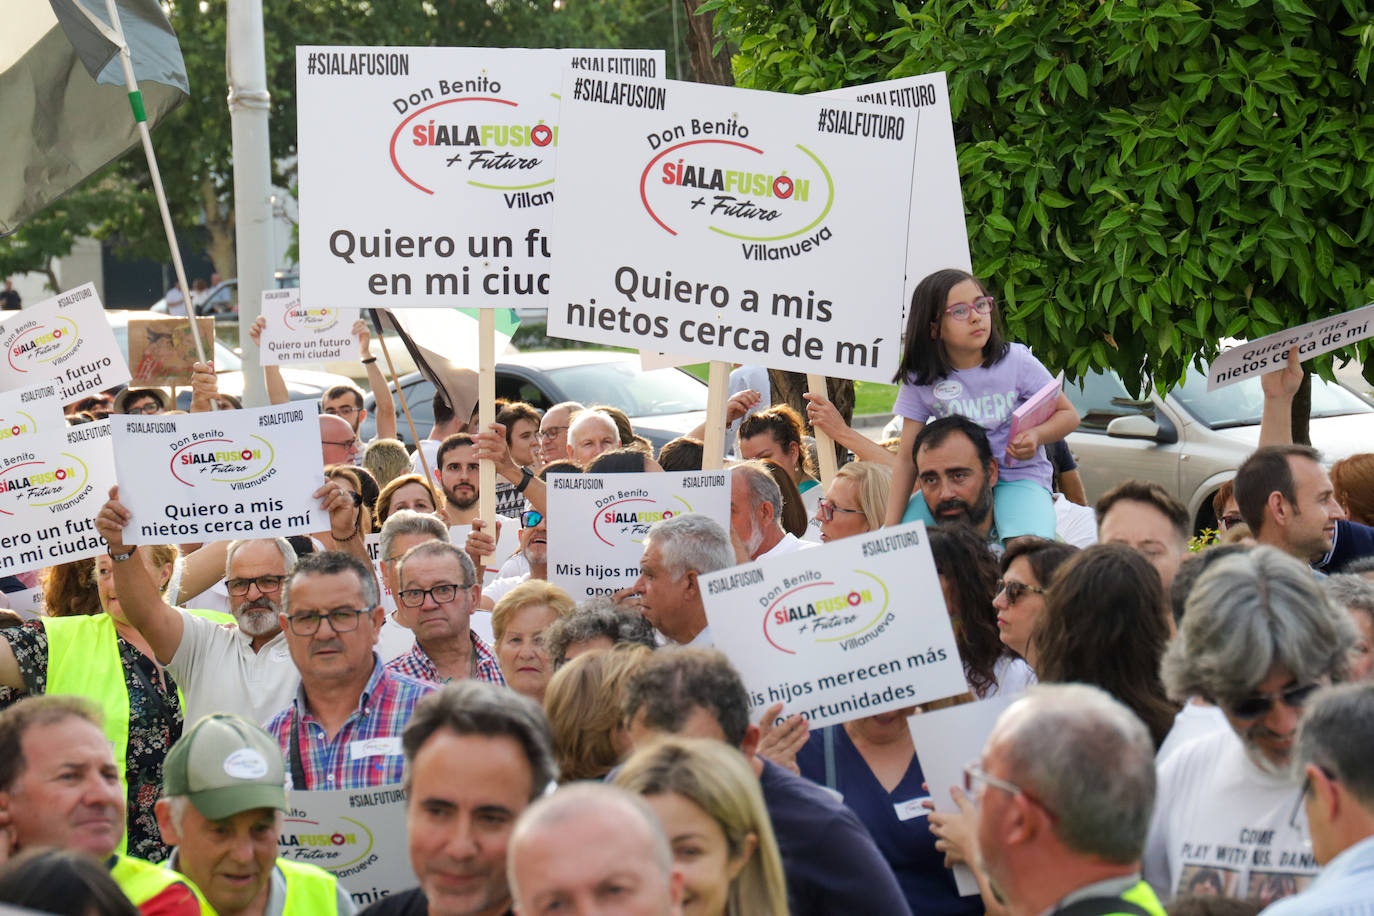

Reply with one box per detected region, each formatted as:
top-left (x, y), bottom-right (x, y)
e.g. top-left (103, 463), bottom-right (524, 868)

top-left (1291, 368), bottom-right (1311, 446)
top-left (200, 176), bottom-right (237, 280)
top-left (679, 0), bottom-right (733, 86)
top-left (41, 256), bottom-right (60, 293)
top-left (769, 369), bottom-right (856, 466)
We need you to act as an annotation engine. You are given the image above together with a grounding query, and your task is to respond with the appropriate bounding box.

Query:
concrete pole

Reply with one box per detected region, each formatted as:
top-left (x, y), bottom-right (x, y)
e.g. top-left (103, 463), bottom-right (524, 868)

top-left (226, 0), bottom-right (271, 406)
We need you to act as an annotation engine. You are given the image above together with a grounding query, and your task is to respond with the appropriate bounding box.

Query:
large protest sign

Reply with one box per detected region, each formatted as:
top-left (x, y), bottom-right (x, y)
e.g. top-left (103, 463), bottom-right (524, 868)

top-left (111, 404), bottom-right (329, 545)
top-left (548, 470), bottom-right (731, 601)
top-left (280, 788), bottom-right (413, 905)
top-left (0, 283), bottom-right (130, 402)
top-left (908, 694), bottom-right (1018, 895)
top-left (297, 47), bottom-right (664, 308)
top-left (1207, 302), bottom-right (1374, 389)
top-left (546, 74), bottom-right (916, 383)
top-left (820, 73), bottom-right (970, 330)
top-left (700, 521), bottom-right (966, 728)
top-left (0, 382), bottom-right (66, 442)
top-left (259, 289), bottom-right (360, 366)
top-left (128, 314), bottom-right (216, 386)
top-left (0, 420), bottom-right (116, 576)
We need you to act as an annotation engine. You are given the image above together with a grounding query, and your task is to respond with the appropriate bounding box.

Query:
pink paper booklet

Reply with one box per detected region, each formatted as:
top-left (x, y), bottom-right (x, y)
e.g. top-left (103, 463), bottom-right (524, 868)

top-left (1008, 377), bottom-right (1062, 443)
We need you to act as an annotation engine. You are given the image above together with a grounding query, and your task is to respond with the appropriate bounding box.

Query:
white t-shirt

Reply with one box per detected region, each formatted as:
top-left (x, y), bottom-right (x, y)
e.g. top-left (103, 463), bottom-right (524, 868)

top-left (798, 480), bottom-right (823, 543)
top-left (169, 612), bottom-right (300, 726)
top-left (1144, 727), bottom-right (1318, 904)
top-left (1053, 493), bottom-right (1099, 548)
top-left (759, 532), bottom-right (814, 560)
top-left (983, 654), bottom-right (1035, 699)
top-left (410, 439), bottom-right (442, 486)
top-left (1156, 700), bottom-right (1228, 763)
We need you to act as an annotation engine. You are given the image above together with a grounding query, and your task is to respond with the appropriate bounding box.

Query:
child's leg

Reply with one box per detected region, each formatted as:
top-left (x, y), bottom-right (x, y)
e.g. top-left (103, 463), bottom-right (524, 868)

top-left (901, 493), bottom-right (936, 526)
top-left (992, 480), bottom-right (1057, 540)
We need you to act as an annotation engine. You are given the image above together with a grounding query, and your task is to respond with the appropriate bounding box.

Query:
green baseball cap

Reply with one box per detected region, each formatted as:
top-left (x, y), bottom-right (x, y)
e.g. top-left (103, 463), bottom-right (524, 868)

top-left (163, 714), bottom-right (288, 820)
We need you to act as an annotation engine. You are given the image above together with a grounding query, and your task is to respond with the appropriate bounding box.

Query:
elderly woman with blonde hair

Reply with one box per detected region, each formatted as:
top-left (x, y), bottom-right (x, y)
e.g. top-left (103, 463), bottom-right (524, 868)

top-left (615, 736), bottom-right (789, 916)
top-left (543, 645), bottom-right (652, 782)
top-left (491, 579), bottom-right (576, 702)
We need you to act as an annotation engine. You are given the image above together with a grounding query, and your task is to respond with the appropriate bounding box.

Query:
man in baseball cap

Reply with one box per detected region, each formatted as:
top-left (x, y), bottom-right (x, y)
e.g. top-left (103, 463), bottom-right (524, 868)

top-left (155, 714), bottom-right (356, 916)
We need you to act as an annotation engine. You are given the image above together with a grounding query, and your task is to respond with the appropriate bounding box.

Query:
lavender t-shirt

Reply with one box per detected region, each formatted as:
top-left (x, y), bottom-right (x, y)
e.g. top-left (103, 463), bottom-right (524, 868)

top-left (893, 343), bottom-right (1054, 488)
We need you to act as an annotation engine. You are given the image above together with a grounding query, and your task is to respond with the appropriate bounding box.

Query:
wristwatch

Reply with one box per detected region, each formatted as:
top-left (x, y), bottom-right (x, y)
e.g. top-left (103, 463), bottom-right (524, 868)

top-left (514, 466), bottom-right (534, 493)
top-left (108, 545), bottom-right (137, 562)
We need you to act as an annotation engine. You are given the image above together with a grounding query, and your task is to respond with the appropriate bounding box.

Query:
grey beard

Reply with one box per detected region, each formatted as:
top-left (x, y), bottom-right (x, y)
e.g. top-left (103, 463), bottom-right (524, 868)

top-left (234, 601), bottom-right (281, 637)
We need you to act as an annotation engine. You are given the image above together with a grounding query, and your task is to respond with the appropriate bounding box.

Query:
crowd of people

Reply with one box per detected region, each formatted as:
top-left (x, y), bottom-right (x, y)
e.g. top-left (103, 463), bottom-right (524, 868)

top-left (1, 267), bottom-right (1374, 916)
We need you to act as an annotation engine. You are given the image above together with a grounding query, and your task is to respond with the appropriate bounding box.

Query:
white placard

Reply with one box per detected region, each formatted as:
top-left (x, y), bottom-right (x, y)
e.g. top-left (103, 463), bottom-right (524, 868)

top-left (280, 788), bottom-right (413, 905)
top-left (0, 420), bottom-right (116, 576)
top-left (297, 47), bottom-right (664, 308)
top-left (0, 283), bottom-right (131, 402)
top-left (0, 381), bottom-right (66, 441)
top-left (111, 404), bottom-right (329, 545)
top-left (700, 521), bottom-right (966, 729)
top-left (820, 73), bottom-right (971, 331)
top-left (259, 289), bottom-right (361, 366)
top-left (907, 694), bottom-right (1018, 896)
top-left (546, 74), bottom-right (916, 383)
top-left (1208, 302), bottom-right (1374, 389)
top-left (547, 470), bottom-right (731, 602)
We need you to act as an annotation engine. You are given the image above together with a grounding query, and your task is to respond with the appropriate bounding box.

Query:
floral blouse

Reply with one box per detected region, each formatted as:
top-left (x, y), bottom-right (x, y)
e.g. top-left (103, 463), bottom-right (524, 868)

top-left (4, 622), bottom-right (182, 862)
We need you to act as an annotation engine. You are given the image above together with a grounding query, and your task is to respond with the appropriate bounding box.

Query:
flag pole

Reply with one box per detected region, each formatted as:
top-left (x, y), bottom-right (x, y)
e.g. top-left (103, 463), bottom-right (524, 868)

top-left (95, 0), bottom-right (207, 367)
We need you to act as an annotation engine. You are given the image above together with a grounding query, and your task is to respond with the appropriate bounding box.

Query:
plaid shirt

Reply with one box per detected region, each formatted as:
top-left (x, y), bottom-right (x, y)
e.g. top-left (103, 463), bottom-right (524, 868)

top-left (265, 654), bottom-right (433, 790)
top-left (384, 632), bottom-right (506, 687)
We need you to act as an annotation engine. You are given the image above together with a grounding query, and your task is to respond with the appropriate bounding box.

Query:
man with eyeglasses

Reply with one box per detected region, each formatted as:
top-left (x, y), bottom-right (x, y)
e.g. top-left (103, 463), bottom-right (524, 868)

top-left (320, 413), bottom-right (362, 467)
top-left (967, 683), bottom-right (1167, 916)
top-left (1144, 546), bottom-right (1357, 904)
top-left (384, 541), bottom-right (504, 686)
top-left (536, 401), bottom-right (583, 469)
top-left (1257, 683), bottom-right (1374, 915)
top-left (265, 551), bottom-right (433, 789)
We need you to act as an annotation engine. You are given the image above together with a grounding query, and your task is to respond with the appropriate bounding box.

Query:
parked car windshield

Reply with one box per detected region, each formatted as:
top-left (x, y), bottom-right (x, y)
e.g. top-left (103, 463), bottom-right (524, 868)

top-left (1173, 370), bottom-right (1370, 429)
top-left (544, 362), bottom-right (707, 417)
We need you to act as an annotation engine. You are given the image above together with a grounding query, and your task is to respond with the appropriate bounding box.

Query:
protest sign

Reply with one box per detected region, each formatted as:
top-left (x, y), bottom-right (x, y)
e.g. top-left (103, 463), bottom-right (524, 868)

top-left (0, 420), bottom-right (116, 576)
top-left (908, 694), bottom-right (1018, 895)
top-left (700, 521), bottom-right (966, 728)
top-left (111, 404), bottom-right (329, 545)
top-left (820, 73), bottom-right (971, 330)
top-left (280, 787), bottom-right (413, 905)
top-left (548, 470), bottom-right (731, 601)
top-left (297, 47), bottom-right (664, 309)
top-left (259, 289), bottom-right (360, 366)
top-left (546, 74), bottom-right (916, 383)
top-left (0, 381), bottom-right (66, 442)
top-left (1207, 302), bottom-right (1374, 389)
top-left (127, 314), bottom-right (216, 386)
top-left (0, 283), bottom-right (130, 402)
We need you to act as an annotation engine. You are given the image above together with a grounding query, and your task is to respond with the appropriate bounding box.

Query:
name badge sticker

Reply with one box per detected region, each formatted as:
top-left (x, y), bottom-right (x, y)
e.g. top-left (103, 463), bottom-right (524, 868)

top-left (894, 796), bottom-right (931, 821)
top-left (350, 737), bottom-right (403, 759)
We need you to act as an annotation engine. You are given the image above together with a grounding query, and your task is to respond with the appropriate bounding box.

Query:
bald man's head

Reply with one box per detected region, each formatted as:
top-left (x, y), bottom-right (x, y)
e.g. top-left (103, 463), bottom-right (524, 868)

top-left (320, 413), bottom-right (361, 466)
top-left (509, 784), bottom-right (680, 914)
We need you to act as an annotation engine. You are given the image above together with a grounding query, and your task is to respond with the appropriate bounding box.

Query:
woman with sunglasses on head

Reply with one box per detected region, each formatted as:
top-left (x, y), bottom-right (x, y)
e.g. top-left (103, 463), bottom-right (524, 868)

top-left (883, 269), bottom-right (1079, 539)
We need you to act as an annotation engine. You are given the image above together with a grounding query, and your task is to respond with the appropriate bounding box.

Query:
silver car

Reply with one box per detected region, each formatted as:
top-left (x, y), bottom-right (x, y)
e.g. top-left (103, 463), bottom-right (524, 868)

top-left (1064, 367), bottom-right (1374, 531)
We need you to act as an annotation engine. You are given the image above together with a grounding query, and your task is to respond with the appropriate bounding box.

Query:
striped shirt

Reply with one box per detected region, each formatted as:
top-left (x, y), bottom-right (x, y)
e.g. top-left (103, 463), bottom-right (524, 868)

top-left (265, 655), bottom-right (433, 790)
top-left (383, 632), bottom-right (506, 687)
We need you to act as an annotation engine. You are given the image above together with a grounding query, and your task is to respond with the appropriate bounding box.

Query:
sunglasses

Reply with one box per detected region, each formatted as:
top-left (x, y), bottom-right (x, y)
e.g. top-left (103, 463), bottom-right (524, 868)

top-left (1226, 682), bottom-right (1322, 721)
top-left (1219, 514), bottom-right (1244, 530)
top-left (522, 510), bottom-right (544, 529)
top-left (816, 498), bottom-right (864, 523)
top-left (995, 579), bottom-right (1045, 604)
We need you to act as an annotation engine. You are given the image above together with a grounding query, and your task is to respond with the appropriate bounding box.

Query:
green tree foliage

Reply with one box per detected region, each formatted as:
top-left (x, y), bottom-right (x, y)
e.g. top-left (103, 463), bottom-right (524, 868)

top-left (707, 0), bottom-right (1374, 394)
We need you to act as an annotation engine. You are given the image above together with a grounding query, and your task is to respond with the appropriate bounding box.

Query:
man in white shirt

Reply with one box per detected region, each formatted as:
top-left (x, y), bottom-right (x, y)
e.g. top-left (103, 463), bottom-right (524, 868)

top-left (631, 514), bottom-right (734, 647)
top-left (1259, 683), bottom-right (1374, 915)
top-left (1146, 546), bottom-right (1357, 905)
top-left (730, 461), bottom-right (812, 561)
